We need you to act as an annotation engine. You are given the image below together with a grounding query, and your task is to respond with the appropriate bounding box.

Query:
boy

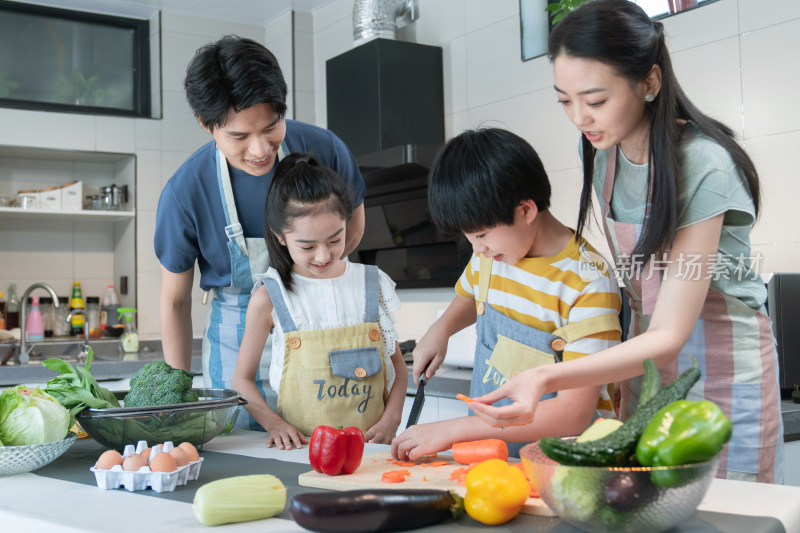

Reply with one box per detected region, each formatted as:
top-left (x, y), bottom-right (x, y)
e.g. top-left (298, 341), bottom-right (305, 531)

top-left (391, 128), bottom-right (621, 460)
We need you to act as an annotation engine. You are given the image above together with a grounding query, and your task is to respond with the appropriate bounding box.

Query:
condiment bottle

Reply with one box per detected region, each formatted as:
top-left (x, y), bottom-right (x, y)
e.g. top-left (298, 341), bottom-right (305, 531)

top-left (118, 308), bottom-right (138, 353)
top-left (55, 296), bottom-right (70, 337)
top-left (26, 295), bottom-right (45, 341)
top-left (101, 285), bottom-right (120, 333)
top-left (40, 296), bottom-right (54, 337)
top-left (6, 283), bottom-right (20, 330)
top-left (0, 292), bottom-right (6, 330)
top-left (70, 281), bottom-right (85, 336)
top-left (86, 296), bottom-right (101, 338)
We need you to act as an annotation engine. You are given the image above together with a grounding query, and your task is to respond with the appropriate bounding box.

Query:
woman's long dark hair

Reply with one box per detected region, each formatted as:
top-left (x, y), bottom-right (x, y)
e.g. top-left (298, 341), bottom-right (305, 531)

top-left (549, 0), bottom-right (760, 260)
top-left (265, 153), bottom-right (353, 292)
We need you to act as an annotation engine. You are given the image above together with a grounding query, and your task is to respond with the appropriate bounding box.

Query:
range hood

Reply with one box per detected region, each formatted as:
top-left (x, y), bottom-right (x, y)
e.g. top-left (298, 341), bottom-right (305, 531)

top-left (326, 38), bottom-right (444, 169)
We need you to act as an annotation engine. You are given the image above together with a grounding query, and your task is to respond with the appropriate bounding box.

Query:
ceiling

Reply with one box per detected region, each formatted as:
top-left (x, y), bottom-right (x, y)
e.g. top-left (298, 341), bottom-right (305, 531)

top-left (9, 0), bottom-right (337, 26)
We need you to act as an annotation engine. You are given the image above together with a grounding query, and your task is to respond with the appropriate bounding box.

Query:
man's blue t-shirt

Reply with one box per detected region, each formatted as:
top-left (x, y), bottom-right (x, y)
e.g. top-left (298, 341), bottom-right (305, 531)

top-left (154, 119), bottom-right (365, 290)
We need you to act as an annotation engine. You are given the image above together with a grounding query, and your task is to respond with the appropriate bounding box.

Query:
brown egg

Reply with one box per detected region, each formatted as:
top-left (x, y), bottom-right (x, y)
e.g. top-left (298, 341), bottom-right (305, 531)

top-left (178, 442), bottom-right (200, 462)
top-left (169, 447), bottom-right (189, 467)
top-left (140, 447), bottom-right (151, 462)
top-left (149, 451), bottom-right (178, 472)
top-left (122, 454), bottom-right (147, 471)
top-left (96, 449), bottom-right (123, 469)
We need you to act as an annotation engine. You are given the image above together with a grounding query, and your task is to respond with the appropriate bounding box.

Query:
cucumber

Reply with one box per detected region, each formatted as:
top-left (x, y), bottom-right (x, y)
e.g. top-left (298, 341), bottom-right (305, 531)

top-left (290, 489), bottom-right (465, 533)
top-left (638, 358), bottom-right (662, 406)
top-left (539, 363), bottom-right (701, 467)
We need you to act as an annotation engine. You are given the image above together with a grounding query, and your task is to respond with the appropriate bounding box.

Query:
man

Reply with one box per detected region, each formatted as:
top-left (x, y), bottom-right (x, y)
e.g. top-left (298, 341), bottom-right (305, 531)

top-left (155, 36), bottom-right (365, 429)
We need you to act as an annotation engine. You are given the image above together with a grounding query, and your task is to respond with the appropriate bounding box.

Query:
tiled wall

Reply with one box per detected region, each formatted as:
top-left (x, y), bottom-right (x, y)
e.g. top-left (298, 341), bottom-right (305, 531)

top-left (305, 0), bottom-right (800, 344)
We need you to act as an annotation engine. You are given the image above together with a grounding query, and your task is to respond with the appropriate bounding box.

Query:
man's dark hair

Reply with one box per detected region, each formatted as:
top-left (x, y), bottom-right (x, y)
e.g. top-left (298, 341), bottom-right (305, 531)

top-left (428, 128), bottom-right (551, 235)
top-left (184, 35), bottom-right (288, 130)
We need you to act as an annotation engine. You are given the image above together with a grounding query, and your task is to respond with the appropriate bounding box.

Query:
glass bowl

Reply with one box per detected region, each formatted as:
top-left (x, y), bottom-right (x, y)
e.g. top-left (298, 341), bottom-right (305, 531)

top-left (520, 441), bottom-right (719, 533)
top-left (0, 432), bottom-right (78, 476)
top-left (76, 388), bottom-right (245, 451)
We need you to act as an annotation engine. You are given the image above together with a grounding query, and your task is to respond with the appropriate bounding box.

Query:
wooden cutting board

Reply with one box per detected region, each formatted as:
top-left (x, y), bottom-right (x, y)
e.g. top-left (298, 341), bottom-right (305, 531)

top-left (297, 451), bottom-right (554, 517)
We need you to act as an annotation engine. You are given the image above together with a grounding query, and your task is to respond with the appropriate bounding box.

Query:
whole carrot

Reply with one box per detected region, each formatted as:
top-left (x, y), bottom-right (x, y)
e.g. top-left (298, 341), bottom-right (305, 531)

top-left (451, 439), bottom-right (509, 465)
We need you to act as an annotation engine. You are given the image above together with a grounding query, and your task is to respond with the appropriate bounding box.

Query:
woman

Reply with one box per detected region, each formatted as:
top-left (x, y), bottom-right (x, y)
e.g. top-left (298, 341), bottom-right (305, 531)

top-left (468, 0), bottom-right (782, 483)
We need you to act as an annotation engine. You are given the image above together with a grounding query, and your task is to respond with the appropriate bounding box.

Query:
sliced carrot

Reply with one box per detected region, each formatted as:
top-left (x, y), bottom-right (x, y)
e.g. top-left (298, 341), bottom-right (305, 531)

top-left (451, 438), bottom-right (509, 465)
top-left (449, 467), bottom-right (469, 483)
top-left (386, 457), bottom-right (394, 461)
top-left (392, 461), bottom-right (418, 467)
top-left (427, 461), bottom-right (450, 467)
top-left (456, 393), bottom-right (474, 403)
top-left (381, 471), bottom-right (407, 483)
top-left (422, 476), bottom-right (428, 482)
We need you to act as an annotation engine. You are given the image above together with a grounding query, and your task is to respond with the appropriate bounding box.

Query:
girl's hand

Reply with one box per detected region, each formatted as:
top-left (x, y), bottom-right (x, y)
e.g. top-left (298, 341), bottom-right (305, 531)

top-left (391, 422), bottom-right (452, 461)
top-left (365, 414), bottom-right (401, 444)
top-left (265, 420), bottom-right (309, 450)
top-left (466, 368), bottom-right (545, 427)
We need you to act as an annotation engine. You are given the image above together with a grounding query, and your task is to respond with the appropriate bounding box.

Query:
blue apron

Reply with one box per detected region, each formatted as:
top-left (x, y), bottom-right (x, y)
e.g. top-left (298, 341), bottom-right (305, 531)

top-left (201, 144), bottom-right (287, 431)
top-left (469, 255), bottom-right (619, 457)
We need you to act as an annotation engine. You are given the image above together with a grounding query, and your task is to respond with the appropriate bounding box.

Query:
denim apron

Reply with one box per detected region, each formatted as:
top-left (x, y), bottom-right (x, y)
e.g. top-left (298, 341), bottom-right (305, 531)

top-left (262, 265), bottom-right (387, 436)
top-left (201, 144), bottom-right (287, 431)
top-left (470, 256), bottom-right (620, 457)
top-left (601, 146), bottom-right (783, 483)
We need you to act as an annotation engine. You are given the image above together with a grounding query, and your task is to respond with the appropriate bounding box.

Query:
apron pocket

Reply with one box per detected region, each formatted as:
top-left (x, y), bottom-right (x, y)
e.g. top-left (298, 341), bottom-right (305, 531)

top-left (485, 334), bottom-right (555, 387)
top-left (329, 347), bottom-right (382, 380)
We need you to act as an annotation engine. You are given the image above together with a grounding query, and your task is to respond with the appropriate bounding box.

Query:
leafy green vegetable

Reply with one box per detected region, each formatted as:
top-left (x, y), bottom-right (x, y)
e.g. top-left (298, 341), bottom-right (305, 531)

top-left (0, 386), bottom-right (70, 445)
top-left (123, 361), bottom-right (198, 407)
top-left (42, 347), bottom-right (120, 427)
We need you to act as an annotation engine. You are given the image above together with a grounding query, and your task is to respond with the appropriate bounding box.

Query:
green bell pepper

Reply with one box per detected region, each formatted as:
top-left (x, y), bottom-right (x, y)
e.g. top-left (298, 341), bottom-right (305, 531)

top-left (636, 399), bottom-right (732, 487)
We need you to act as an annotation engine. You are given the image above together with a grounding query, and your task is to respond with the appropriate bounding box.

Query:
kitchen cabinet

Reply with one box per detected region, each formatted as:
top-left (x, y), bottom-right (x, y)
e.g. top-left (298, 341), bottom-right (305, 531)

top-left (0, 145), bottom-right (136, 308)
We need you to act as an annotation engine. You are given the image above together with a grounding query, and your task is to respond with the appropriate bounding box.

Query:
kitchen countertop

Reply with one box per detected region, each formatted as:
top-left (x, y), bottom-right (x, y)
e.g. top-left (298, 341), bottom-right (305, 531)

top-left (1, 430), bottom-right (799, 532)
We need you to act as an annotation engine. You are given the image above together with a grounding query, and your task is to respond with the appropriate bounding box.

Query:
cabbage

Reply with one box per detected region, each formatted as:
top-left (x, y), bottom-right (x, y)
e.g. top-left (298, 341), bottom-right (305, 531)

top-left (0, 386), bottom-right (70, 446)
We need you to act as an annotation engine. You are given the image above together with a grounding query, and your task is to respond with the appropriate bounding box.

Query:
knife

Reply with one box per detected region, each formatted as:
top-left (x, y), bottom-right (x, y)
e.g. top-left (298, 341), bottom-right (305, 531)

top-left (405, 365), bottom-right (429, 428)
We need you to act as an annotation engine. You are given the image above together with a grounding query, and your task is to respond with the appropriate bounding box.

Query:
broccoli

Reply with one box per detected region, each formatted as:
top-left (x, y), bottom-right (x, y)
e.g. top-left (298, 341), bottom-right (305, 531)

top-left (123, 361), bottom-right (199, 407)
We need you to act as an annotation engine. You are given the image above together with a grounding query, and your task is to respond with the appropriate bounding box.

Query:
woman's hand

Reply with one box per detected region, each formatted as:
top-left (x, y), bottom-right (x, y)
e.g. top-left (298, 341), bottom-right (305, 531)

top-left (466, 367), bottom-right (546, 427)
top-left (265, 420), bottom-right (309, 450)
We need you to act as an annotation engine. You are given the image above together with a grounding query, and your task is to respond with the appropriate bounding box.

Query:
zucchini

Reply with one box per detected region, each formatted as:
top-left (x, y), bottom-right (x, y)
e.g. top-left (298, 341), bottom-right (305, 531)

top-left (539, 362), bottom-right (701, 467)
top-left (638, 358), bottom-right (662, 406)
top-left (290, 489), bottom-right (465, 533)
top-left (192, 474), bottom-right (286, 526)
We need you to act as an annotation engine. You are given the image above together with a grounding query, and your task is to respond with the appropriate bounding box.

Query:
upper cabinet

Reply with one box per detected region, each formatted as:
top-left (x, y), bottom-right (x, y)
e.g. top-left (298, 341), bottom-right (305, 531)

top-left (0, 145), bottom-right (137, 309)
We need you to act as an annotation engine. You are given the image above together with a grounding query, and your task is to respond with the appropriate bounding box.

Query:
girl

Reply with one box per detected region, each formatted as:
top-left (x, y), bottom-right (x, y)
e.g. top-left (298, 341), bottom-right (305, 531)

top-left (232, 153), bottom-right (407, 450)
top-left (467, 0), bottom-right (782, 483)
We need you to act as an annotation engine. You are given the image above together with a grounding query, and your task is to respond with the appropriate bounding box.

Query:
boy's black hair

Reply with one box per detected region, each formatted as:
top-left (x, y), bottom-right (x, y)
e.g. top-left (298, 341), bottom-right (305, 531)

top-left (265, 153), bottom-right (353, 292)
top-left (549, 0), bottom-right (760, 261)
top-left (427, 128), bottom-right (551, 235)
top-left (184, 35), bottom-right (288, 130)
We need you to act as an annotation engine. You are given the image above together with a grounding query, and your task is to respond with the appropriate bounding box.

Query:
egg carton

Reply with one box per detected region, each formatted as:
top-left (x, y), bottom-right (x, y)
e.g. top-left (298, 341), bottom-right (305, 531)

top-left (90, 440), bottom-right (203, 493)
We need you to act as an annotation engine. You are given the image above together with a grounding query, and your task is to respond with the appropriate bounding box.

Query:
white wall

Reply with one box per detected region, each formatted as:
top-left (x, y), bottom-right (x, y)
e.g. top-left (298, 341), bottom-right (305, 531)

top-left (307, 0), bottom-right (800, 345)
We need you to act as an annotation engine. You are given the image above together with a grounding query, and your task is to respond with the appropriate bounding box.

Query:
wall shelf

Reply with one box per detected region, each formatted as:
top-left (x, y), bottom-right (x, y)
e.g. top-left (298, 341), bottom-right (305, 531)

top-left (0, 207), bottom-right (135, 223)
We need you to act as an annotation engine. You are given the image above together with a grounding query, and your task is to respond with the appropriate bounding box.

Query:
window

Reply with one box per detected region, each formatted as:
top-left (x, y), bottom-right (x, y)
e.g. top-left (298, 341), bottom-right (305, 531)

top-left (0, 2), bottom-right (150, 117)
top-left (521, 0), bottom-right (717, 61)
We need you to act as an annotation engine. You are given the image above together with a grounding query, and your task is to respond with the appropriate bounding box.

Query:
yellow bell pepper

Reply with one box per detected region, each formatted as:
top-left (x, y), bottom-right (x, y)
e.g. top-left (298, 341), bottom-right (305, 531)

top-left (464, 458), bottom-right (530, 525)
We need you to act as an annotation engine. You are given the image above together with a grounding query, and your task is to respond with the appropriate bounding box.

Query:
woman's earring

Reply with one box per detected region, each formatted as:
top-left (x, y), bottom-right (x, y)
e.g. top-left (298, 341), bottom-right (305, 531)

top-left (645, 93), bottom-right (655, 103)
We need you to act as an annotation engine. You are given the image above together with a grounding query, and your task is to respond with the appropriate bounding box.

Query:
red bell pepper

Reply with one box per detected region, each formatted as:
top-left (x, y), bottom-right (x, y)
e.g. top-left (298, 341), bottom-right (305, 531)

top-left (309, 425), bottom-right (365, 475)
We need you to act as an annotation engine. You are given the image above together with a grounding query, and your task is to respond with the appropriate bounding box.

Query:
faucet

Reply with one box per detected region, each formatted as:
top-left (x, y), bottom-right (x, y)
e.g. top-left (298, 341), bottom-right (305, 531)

top-left (65, 309), bottom-right (91, 361)
top-left (18, 283), bottom-right (60, 364)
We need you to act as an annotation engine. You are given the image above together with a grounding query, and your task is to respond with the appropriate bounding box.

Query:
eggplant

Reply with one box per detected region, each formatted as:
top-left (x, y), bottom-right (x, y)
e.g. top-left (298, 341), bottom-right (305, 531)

top-left (290, 489), bottom-right (464, 533)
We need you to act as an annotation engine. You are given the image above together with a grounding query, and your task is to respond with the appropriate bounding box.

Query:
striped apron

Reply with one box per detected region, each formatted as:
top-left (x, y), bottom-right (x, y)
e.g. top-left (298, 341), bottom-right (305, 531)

top-left (201, 144), bottom-right (287, 431)
top-left (601, 146), bottom-right (783, 483)
top-left (262, 266), bottom-right (387, 436)
top-left (470, 255), bottom-right (621, 457)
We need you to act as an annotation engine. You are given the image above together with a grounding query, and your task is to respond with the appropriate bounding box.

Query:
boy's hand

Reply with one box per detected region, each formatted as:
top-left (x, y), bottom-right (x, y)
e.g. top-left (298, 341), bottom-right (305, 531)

top-left (411, 324), bottom-right (450, 384)
top-left (391, 422), bottom-right (453, 461)
top-left (265, 420), bottom-right (309, 450)
top-left (365, 413), bottom-right (401, 444)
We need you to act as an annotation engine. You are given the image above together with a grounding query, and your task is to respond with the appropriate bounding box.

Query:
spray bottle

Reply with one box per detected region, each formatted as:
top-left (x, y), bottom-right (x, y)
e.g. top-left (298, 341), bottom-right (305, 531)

top-left (117, 307), bottom-right (139, 353)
